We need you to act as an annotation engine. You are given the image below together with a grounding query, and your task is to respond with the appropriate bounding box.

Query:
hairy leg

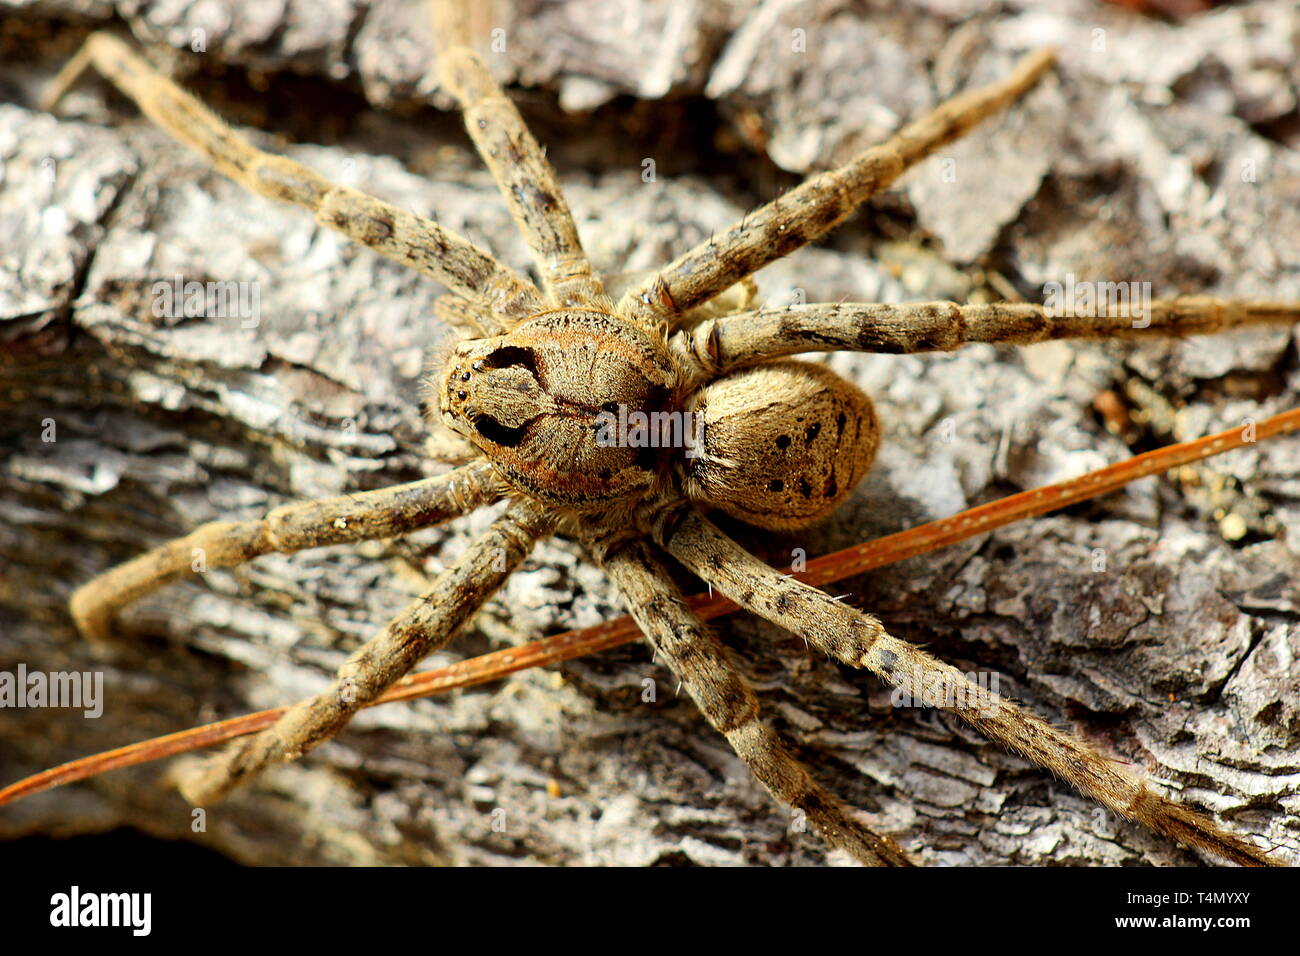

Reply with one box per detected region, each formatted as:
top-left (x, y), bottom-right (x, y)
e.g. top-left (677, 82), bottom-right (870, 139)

top-left (604, 271), bottom-right (759, 335)
top-left (618, 48), bottom-right (1057, 331)
top-left (434, 293), bottom-right (494, 338)
top-left (42, 32), bottom-right (542, 329)
top-left (72, 461), bottom-right (503, 643)
top-left (670, 298), bottom-right (1300, 386)
top-left (431, 0), bottom-right (609, 310)
top-left (588, 530), bottom-right (911, 866)
top-left (652, 507), bottom-right (1278, 867)
top-left (178, 497), bottom-right (556, 805)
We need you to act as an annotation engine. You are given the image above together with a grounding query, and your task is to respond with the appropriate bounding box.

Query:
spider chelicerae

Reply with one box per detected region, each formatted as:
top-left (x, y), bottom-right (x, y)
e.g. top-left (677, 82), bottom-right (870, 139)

top-left (35, 0), bottom-right (1298, 866)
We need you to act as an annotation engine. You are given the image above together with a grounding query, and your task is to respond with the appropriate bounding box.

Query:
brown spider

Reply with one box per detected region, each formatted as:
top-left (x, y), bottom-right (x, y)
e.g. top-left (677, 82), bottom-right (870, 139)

top-left (33, 0), bottom-right (1298, 866)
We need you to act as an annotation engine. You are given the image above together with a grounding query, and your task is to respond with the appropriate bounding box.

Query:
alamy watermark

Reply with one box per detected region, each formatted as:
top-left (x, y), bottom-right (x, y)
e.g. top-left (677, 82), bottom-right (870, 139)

top-left (152, 274), bottom-right (261, 328)
top-left (0, 664), bottom-right (102, 718)
top-left (1043, 273), bottom-right (1152, 328)
top-left (594, 404), bottom-right (705, 458)
top-left (890, 670), bottom-right (1000, 717)
top-left (50, 886), bottom-right (150, 936)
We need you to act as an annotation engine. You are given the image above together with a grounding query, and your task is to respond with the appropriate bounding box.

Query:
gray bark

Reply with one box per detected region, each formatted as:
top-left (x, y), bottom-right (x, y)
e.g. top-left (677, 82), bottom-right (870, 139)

top-left (1, 0), bottom-right (1298, 866)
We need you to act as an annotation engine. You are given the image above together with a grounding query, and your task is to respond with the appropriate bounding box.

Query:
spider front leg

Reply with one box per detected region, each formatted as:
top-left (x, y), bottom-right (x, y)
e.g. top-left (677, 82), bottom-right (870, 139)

top-left (586, 529), bottom-right (911, 866)
top-left (41, 32), bottom-right (542, 330)
top-left (178, 498), bottom-right (556, 805)
top-left (653, 508), bottom-right (1279, 867)
top-left (72, 461), bottom-right (502, 643)
top-left (618, 48), bottom-right (1057, 333)
top-left (670, 298), bottom-right (1300, 385)
top-left (435, 293), bottom-right (496, 339)
top-left (430, 0), bottom-right (610, 311)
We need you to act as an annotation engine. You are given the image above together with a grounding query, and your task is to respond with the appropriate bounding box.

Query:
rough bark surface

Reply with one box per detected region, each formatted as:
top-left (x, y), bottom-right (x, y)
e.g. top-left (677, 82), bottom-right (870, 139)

top-left (1, 0), bottom-right (1298, 866)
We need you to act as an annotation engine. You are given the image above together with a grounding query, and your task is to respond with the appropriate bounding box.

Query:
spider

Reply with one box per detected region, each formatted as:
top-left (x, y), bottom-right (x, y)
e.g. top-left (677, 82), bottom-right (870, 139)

top-left (25, 0), bottom-right (1297, 866)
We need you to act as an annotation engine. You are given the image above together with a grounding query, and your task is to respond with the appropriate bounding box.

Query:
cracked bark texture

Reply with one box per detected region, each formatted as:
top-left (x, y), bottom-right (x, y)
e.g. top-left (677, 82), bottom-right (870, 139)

top-left (1, 0), bottom-right (1298, 866)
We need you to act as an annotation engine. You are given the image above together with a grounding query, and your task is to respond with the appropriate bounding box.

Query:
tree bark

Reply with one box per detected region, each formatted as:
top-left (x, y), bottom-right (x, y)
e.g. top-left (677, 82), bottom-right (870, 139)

top-left (1, 0), bottom-right (1298, 866)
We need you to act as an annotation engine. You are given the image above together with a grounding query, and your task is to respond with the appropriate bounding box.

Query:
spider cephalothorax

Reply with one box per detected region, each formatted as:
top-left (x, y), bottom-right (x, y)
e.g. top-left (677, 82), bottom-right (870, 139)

top-left (40, 0), bottom-right (1298, 867)
top-left (437, 308), bottom-right (678, 508)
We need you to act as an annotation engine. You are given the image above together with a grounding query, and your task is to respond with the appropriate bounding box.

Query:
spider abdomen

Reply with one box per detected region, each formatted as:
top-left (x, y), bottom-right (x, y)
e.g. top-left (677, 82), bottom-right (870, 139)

top-left (682, 360), bottom-right (878, 530)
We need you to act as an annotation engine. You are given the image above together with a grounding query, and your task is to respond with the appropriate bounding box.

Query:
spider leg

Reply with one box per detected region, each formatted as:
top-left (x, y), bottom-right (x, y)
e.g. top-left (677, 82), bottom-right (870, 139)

top-left (72, 460), bottom-right (502, 643)
top-left (430, 0), bottom-right (610, 311)
top-left (586, 529), bottom-right (911, 866)
top-left (177, 497), bottom-right (555, 805)
top-left (652, 506), bottom-right (1280, 867)
top-left (41, 32), bottom-right (542, 330)
top-left (671, 298), bottom-right (1300, 386)
top-left (617, 48), bottom-right (1057, 332)
top-left (423, 423), bottom-right (481, 464)
top-left (434, 292), bottom-right (494, 338)
top-left (604, 271), bottom-right (759, 335)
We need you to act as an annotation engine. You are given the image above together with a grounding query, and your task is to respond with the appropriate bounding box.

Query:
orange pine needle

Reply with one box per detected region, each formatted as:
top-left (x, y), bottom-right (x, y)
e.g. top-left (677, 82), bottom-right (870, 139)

top-left (2, 407), bottom-right (1294, 808)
